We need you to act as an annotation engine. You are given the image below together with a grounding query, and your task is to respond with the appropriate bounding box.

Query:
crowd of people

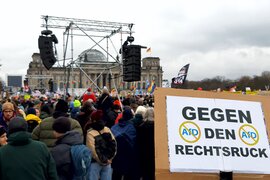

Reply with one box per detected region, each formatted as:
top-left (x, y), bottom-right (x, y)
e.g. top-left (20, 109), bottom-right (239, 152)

top-left (0, 86), bottom-right (155, 180)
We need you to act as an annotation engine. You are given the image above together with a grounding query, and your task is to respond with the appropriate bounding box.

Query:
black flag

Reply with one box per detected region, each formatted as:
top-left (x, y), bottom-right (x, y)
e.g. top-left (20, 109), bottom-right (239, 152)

top-left (172, 64), bottom-right (190, 85)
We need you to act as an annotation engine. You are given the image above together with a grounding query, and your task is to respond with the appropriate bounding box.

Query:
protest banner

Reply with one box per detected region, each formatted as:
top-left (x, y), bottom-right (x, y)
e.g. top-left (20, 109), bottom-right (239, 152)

top-left (154, 88), bottom-right (270, 180)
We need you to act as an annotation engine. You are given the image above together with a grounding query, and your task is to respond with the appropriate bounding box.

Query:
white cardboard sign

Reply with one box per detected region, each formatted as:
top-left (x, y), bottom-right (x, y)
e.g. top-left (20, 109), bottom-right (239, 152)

top-left (166, 96), bottom-right (270, 174)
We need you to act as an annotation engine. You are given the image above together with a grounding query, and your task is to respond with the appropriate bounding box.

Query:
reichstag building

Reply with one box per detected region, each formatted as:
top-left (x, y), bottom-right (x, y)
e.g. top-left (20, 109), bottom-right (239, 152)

top-left (26, 49), bottom-right (163, 92)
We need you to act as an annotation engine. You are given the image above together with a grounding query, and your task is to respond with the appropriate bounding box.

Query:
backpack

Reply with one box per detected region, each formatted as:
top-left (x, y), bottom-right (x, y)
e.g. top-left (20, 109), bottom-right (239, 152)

top-left (70, 144), bottom-right (92, 180)
top-left (92, 129), bottom-right (117, 165)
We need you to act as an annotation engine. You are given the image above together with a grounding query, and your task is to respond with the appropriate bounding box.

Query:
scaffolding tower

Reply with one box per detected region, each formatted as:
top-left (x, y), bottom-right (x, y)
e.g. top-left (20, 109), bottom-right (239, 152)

top-left (40, 15), bottom-right (135, 94)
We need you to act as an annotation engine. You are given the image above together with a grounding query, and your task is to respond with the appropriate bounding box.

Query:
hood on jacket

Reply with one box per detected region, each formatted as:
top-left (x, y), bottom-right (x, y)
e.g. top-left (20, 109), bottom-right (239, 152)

top-left (53, 111), bottom-right (69, 119)
top-left (25, 114), bottom-right (42, 124)
top-left (122, 107), bottom-right (134, 121)
top-left (130, 114), bottom-right (144, 127)
top-left (55, 131), bottom-right (83, 146)
top-left (7, 131), bottom-right (31, 146)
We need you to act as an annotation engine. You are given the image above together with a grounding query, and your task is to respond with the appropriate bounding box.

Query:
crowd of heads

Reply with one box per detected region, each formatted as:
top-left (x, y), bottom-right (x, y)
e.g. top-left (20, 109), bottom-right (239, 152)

top-left (0, 86), bottom-right (155, 140)
top-left (0, 86), bottom-right (156, 179)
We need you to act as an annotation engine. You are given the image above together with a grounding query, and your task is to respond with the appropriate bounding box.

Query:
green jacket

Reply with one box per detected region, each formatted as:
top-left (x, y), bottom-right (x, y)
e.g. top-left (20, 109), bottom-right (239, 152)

top-left (32, 116), bottom-right (83, 150)
top-left (0, 131), bottom-right (58, 180)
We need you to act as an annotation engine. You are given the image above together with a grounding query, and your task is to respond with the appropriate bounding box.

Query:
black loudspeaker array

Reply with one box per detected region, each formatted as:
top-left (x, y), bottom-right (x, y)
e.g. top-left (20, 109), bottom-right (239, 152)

top-left (38, 36), bottom-right (57, 70)
top-left (123, 45), bottom-right (141, 82)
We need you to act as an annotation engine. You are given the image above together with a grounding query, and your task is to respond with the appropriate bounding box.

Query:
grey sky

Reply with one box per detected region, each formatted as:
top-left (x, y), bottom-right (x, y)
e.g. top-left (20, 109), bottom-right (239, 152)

top-left (0, 0), bottom-right (270, 83)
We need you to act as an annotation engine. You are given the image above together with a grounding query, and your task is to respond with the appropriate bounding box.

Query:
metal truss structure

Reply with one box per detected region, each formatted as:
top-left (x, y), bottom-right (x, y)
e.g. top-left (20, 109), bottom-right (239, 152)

top-left (41, 15), bottom-right (133, 35)
top-left (40, 15), bottom-right (135, 94)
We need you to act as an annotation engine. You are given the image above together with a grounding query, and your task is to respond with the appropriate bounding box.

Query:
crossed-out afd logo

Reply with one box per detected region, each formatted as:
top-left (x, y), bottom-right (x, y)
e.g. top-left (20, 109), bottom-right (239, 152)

top-left (238, 124), bottom-right (259, 146)
top-left (179, 121), bottom-right (201, 143)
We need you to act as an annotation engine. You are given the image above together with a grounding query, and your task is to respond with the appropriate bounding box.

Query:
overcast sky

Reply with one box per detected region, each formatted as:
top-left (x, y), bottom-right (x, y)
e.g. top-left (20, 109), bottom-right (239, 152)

top-left (0, 0), bottom-right (270, 83)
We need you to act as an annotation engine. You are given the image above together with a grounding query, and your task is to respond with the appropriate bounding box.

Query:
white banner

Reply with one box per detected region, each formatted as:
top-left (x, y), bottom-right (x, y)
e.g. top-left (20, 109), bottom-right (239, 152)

top-left (166, 96), bottom-right (270, 174)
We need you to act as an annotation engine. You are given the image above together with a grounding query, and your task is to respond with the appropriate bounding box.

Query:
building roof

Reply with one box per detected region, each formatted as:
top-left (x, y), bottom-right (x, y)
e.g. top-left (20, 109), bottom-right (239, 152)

top-left (78, 49), bottom-right (107, 62)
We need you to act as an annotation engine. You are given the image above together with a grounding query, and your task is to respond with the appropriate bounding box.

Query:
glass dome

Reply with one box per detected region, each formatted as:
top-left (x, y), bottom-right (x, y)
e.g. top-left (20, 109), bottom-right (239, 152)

top-left (79, 49), bottom-right (107, 62)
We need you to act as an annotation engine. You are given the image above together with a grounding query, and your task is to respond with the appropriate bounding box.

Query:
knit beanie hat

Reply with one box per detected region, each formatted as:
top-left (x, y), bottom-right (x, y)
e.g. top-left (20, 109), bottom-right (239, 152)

top-left (0, 126), bottom-right (6, 136)
top-left (113, 100), bottom-right (121, 107)
top-left (26, 107), bottom-right (36, 115)
top-left (90, 110), bottom-right (103, 122)
top-left (112, 104), bottom-right (121, 110)
top-left (52, 117), bottom-right (71, 134)
top-left (2, 102), bottom-right (15, 112)
top-left (8, 117), bottom-right (28, 134)
top-left (55, 99), bottom-right (69, 113)
top-left (122, 107), bottom-right (134, 121)
top-left (89, 110), bottom-right (105, 131)
top-left (87, 88), bottom-right (92, 92)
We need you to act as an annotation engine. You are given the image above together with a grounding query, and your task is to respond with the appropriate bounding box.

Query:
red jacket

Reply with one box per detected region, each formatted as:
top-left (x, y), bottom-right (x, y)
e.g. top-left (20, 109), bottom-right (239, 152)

top-left (82, 92), bottom-right (97, 103)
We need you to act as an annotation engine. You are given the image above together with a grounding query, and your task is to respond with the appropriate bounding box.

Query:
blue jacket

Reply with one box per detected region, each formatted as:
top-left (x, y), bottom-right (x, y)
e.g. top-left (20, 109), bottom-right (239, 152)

top-left (70, 107), bottom-right (80, 119)
top-left (111, 119), bottom-right (138, 174)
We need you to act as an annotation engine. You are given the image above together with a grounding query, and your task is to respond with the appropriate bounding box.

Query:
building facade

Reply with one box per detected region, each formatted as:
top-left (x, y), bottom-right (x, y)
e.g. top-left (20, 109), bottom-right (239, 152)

top-left (26, 49), bottom-right (163, 92)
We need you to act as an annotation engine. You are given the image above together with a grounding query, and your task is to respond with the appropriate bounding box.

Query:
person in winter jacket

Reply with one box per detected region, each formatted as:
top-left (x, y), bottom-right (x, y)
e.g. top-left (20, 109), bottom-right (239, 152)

top-left (0, 102), bottom-right (16, 132)
top-left (82, 88), bottom-right (97, 103)
top-left (96, 87), bottom-right (114, 127)
top-left (111, 107), bottom-right (140, 180)
top-left (86, 110), bottom-right (116, 180)
top-left (39, 103), bottom-right (53, 120)
top-left (70, 99), bottom-right (81, 119)
top-left (76, 100), bottom-right (96, 143)
top-left (129, 105), bottom-right (147, 128)
top-left (0, 117), bottom-right (58, 180)
top-left (106, 103), bottom-right (122, 128)
top-left (51, 116), bottom-right (84, 180)
top-left (12, 99), bottom-right (26, 119)
top-left (136, 107), bottom-right (155, 180)
top-left (25, 107), bottom-right (42, 132)
top-left (32, 99), bottom-right (83, 150)
top-left (0, 126), bottom-right (7, 146)
top-left (96, 87), bottom-right (113, 114)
